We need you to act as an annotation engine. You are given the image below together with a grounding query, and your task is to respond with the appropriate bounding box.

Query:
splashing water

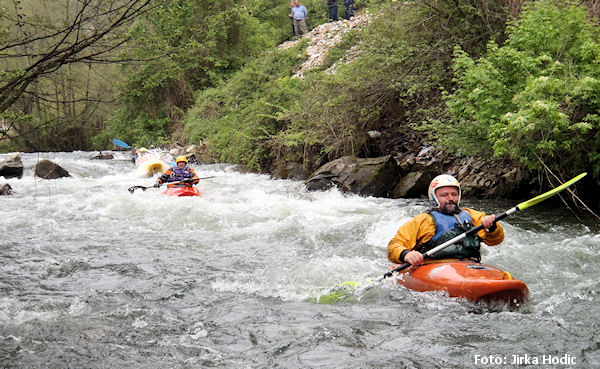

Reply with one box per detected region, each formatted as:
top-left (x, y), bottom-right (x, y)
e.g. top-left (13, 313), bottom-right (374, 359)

top-left (1, 151), bottom-right (598, 368)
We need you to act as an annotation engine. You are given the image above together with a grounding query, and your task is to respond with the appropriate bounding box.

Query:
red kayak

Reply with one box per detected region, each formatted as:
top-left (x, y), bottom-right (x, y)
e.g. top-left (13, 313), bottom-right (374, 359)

top-left (162, 186), bottom-right (201, 197)
top-left (394, 261), bottom-right (529, 306)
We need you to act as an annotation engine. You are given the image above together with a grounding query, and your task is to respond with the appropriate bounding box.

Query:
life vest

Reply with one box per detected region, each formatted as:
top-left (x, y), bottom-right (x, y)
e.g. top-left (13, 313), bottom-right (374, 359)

top-left (416, 210), bottom-right (481, 261)
top-left (169, 166), bottom-right (194, 182)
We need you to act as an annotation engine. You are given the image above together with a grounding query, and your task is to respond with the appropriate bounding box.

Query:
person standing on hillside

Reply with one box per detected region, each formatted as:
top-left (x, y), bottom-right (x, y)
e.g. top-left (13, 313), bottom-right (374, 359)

top-left (343, 0), bottom-right (354, 20)
top-left (290, 1), bottom-right (308, 36)
top-left (327, 0), bottom-right (338, 21)
top-left (387, 174), bottom-right (504, 266)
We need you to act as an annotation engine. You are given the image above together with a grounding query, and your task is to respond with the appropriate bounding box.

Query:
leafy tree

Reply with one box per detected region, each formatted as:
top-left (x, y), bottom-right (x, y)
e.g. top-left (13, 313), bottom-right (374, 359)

top-left (443, 0), bottom-right (600, 177)
top-left (277, 0), bottom-right (515, 163)
top-left (100, 0), bottom-right (313, 149)
top-left (184, 43), bottom-right (306, 170)
top-left (181, 0), bottom-right (516, 172)
top-left (0, 0), bottom-right (153, 151)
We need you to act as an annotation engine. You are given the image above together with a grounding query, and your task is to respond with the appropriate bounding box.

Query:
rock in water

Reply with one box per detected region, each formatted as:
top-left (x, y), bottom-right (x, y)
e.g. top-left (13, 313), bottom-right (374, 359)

top-left (35, 159), bottom-right (70, 179)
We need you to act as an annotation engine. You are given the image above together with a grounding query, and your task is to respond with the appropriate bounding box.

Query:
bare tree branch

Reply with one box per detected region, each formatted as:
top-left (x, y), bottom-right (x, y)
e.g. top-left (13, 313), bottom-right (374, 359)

top-left (0, 0), bottom-right (154, 114)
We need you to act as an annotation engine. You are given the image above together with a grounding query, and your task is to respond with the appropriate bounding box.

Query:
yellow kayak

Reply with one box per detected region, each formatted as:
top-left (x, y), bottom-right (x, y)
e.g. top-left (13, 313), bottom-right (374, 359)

top-left (136, 158), bottom-right (169, 177)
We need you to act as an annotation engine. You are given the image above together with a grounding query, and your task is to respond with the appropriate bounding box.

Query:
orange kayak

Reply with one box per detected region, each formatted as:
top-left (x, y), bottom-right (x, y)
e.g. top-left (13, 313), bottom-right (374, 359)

top-left (162, 186), bottom-right (201, 197)
top-left (395, 261), bottom-right (529, 305)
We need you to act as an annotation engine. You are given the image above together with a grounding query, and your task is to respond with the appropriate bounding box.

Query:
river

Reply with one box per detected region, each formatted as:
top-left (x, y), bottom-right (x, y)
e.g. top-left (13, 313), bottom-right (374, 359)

top-left (1, 151), bottom-right (598, 368)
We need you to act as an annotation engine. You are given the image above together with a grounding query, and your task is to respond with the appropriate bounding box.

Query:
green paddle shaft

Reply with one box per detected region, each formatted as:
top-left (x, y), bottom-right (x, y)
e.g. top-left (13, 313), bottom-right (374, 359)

top-left (378, 172), bottom-right (587, 281)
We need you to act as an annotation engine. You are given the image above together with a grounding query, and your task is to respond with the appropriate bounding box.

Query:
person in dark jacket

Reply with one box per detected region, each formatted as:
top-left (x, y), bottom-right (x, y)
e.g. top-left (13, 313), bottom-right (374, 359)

top-left (343, 0), bottom-right (354, 20)
top-left (327, 0), bottom-right (338, 21)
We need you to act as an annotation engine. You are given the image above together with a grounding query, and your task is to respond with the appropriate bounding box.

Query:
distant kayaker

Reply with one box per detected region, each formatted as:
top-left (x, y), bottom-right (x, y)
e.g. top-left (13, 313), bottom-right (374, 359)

top-left (388, 174), bottom-right (504, 266)
top-left (132, 147), bottom-right (149, 164)
top-left (154, 156), bottom-right (199, 188)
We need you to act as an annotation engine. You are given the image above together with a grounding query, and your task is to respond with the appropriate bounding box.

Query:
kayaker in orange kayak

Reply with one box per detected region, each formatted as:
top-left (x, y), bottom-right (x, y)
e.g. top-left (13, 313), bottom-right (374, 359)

top-left (388, 174), bottom-right (504, 266)
top-left (154, 156), bottom-right (199, 188)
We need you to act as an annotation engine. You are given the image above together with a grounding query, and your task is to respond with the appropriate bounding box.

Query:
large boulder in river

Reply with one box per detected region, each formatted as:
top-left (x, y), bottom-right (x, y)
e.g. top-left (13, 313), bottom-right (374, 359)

top-left (0, 153), bottom-right (24, 179)
top-left (306, 155), bottom-right (401, 197)
top-left (35, 159), bottom-right (70, 179)
top-left (389, 144), bottom-right (530, 200)
top-left (451, 159), bottom-right (529, 198)
top-left (392, 170), bottom-right (438, 199)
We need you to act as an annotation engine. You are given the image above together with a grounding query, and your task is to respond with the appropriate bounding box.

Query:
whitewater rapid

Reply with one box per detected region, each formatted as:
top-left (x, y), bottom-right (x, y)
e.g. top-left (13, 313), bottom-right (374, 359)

top-left (1, 151), bottom-right (598, 368)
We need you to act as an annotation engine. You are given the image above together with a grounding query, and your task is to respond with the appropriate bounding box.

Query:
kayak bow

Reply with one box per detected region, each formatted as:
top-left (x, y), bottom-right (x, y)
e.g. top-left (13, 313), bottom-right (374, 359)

top-left (162, 186), bottom-right (201, 197)
top-left (395, 261), bottom-right (529, 305)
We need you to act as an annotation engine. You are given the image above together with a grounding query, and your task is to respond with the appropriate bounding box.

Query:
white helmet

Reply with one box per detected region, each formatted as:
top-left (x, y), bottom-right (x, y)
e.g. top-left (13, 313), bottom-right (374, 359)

top-left (428, 174), bottom-right (461, 209)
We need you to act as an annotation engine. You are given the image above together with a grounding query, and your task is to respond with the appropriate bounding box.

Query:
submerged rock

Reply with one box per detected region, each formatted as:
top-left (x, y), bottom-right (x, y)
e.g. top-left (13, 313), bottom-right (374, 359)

top-left (91, 151), bottom-right (113, 160)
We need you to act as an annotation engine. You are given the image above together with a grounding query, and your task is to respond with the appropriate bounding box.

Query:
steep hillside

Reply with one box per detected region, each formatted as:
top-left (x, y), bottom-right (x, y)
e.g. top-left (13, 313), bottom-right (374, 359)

top-left (181, 1), bottom-right (599, 213)
top-left (278, 13), bottom-right (374, 77)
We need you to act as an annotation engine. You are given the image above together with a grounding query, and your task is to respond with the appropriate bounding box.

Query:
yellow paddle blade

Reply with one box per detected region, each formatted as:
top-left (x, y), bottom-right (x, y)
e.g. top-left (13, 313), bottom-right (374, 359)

top-left (339, 280), bottom-right (362, 287)
top-left (307, 279), bottom-right (372, 304)
top-left (311, 290), bottom-right (350, 304)
top-left (516, 173), bottom-right (587, 211)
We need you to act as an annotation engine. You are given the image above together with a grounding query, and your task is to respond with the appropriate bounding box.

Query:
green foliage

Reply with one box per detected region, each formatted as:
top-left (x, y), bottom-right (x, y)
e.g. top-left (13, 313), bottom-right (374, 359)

top-left (181, 0), bottom-right (515, 171)
top-left (278, 0), bottom-right (512, 162)
top-left (184, 44), bottom-right (306, 170)
top-left (92, 110), bottom-right (171, 149)
top-left (443, 0), bottom-right (600, 177)
top-left (1, 1), bottom-right (133, 151)
top-left (101, 0), bottom-right (339, 149)
top-left (0, 9), bottom-right (8, 43)
top-left (102, 0), bottom-right (288, 148)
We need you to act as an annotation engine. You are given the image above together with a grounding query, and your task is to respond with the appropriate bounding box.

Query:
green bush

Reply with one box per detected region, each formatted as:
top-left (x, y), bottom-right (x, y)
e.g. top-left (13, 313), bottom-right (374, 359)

top-left (279, 0), bottom-right (512, 162)
top-left (443, 0), bottom-right (600, 176)
top-left (184, 44), bottom-right (306, 170)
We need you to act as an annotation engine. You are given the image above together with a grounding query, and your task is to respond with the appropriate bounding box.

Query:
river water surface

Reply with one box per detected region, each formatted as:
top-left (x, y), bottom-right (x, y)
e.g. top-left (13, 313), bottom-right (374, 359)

top-left (1, 151), bottom-right (598, 368)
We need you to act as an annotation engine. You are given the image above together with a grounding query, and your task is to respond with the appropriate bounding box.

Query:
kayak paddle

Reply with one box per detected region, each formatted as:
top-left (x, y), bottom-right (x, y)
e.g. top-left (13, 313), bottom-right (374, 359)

top-left (316, 172), bottom-right (587, 303)
top-left (112, 138), bottom-right (131, 149)
top-left (127, 176), bottom-right (216, 193)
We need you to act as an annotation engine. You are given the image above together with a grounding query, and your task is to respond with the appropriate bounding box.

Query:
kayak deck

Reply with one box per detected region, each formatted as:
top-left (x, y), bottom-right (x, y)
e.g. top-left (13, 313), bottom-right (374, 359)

top-left (394, 261), bottom-right (529, 305)
top-left (162, 186), bottom-right (201, 197)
